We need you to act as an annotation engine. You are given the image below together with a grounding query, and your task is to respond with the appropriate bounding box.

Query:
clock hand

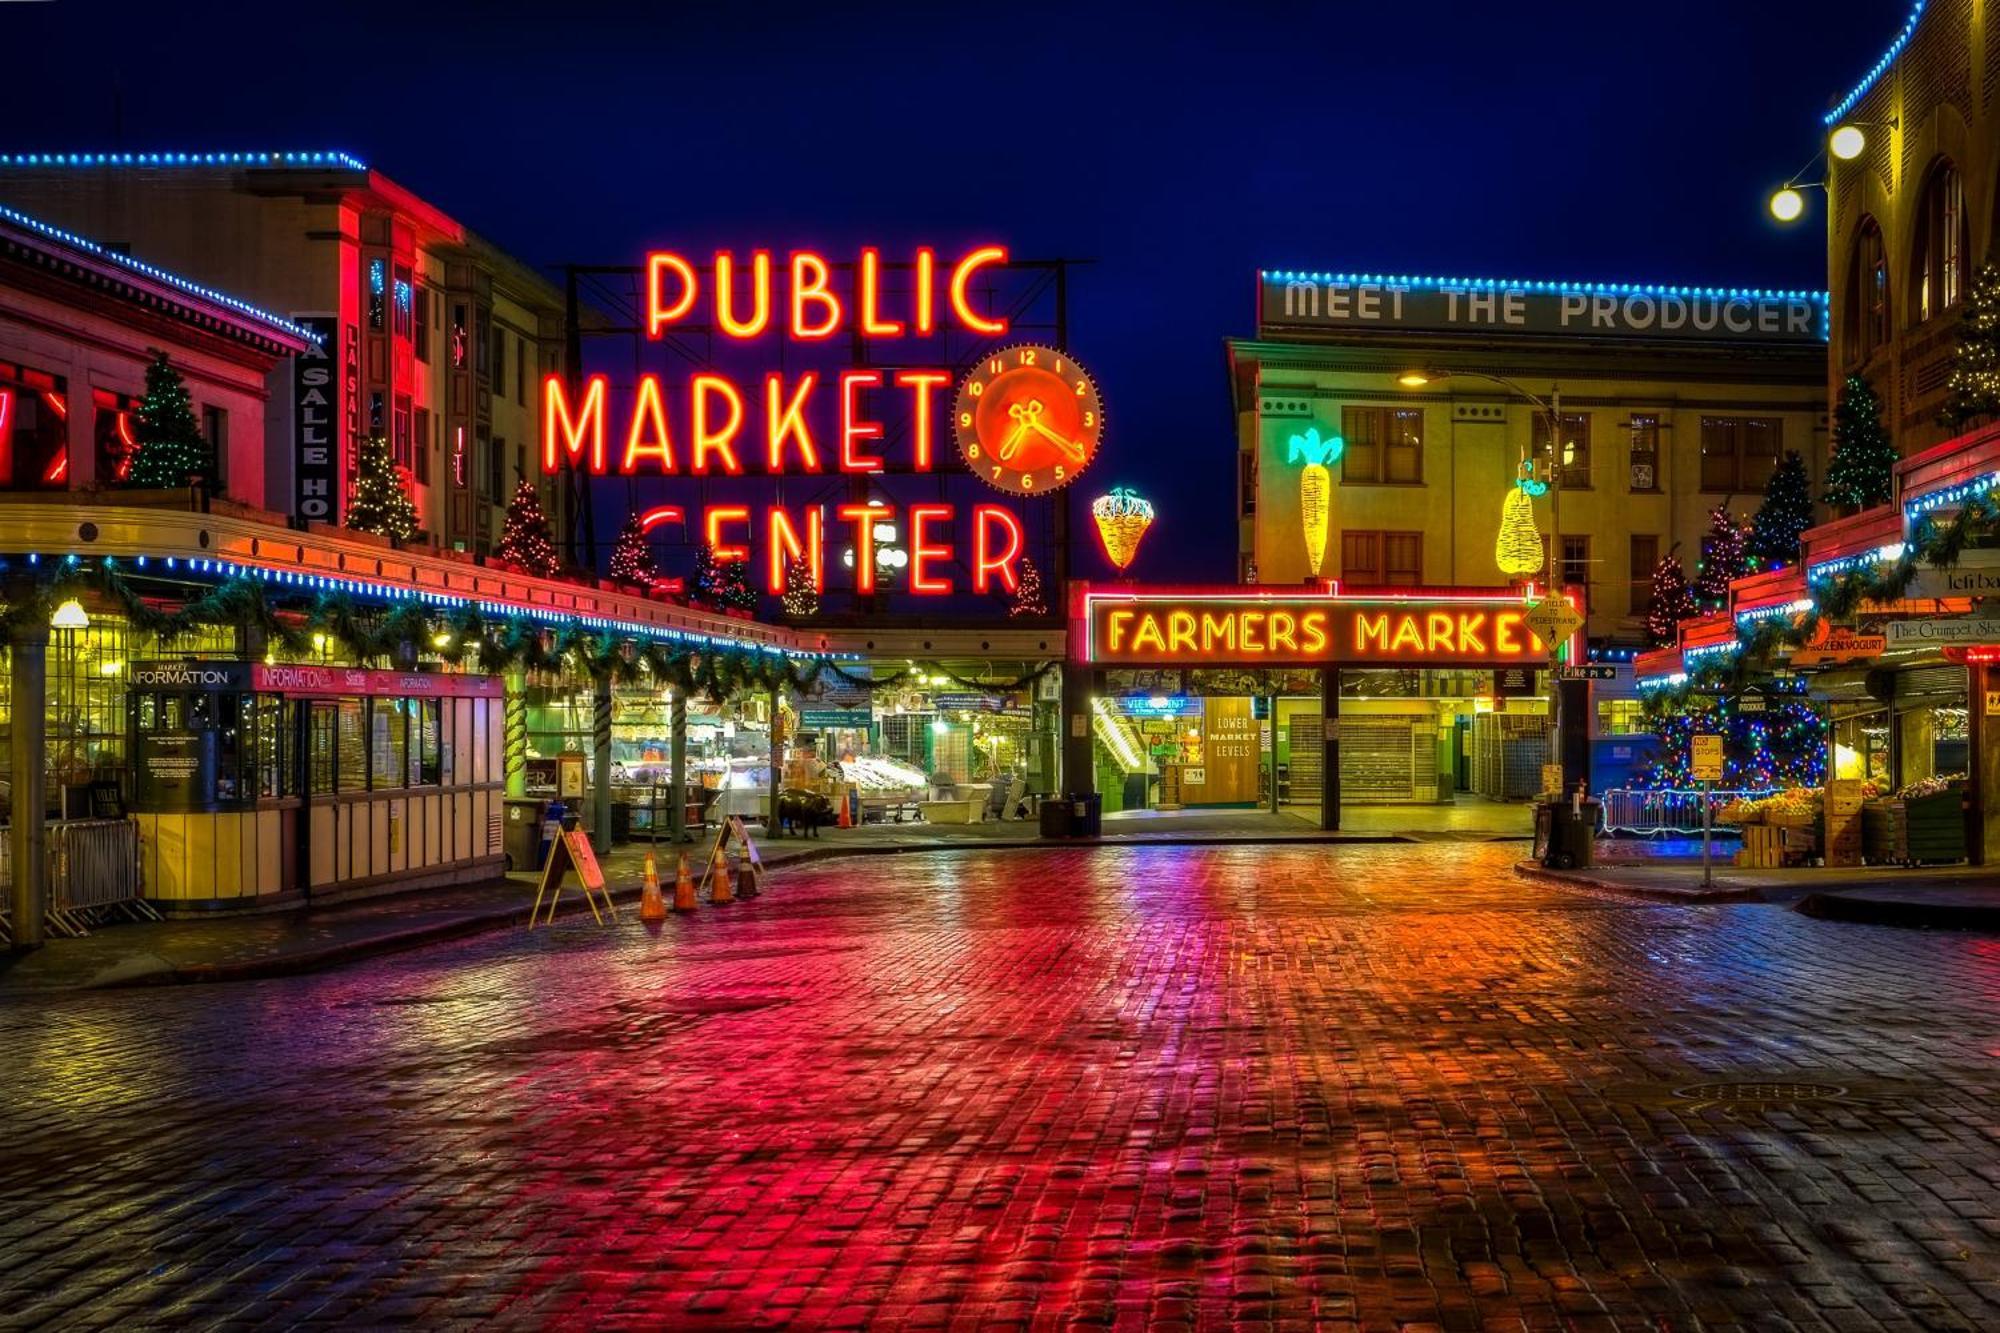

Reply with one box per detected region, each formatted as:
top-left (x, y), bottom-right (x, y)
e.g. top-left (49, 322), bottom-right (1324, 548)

top-left (998, 420), bottom-right (1030, 461)
top-left (1003, 400), bottom-right (1044, 462)
top-left (1026, 416), bottom-right (1088, 463)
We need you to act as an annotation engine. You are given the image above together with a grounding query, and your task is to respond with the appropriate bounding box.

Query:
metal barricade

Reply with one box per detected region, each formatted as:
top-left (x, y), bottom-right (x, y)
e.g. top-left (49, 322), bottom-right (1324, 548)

top-left (1597, 788), bottom-right (1771, 836)
top-left (0, 817), bottom-right (153, 938)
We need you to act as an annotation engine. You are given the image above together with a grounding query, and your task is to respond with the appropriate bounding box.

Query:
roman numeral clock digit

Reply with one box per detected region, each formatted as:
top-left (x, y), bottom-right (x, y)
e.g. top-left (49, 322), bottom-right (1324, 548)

top-left (952, 344), bottom-right (1102, 498)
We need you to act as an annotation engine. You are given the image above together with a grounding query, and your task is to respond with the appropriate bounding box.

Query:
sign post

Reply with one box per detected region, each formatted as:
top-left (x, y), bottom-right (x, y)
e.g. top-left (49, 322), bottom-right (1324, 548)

top-left (1690, 732), bottom-right (1724, 888)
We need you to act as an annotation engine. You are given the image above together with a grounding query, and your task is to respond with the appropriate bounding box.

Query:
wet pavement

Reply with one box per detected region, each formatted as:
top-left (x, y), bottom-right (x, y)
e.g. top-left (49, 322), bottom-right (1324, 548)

top-left (3, 843), bottom-right (1998, 1330)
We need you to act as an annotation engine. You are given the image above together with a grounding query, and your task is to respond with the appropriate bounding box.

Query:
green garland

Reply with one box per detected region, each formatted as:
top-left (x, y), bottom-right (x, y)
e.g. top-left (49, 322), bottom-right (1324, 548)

top-left (0, 558), bottom-right (1055, 705)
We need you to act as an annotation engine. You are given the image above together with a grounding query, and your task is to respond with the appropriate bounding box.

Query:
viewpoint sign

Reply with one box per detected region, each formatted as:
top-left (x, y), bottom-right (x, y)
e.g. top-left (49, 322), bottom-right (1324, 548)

top-left (1078, 588), bottom-right (1571, 668)
top-left (1259, 273), bottom-right (1827, 344)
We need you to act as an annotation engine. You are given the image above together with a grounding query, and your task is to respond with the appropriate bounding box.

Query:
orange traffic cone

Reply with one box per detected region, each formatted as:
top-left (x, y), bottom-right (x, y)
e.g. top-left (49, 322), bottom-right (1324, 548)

top-left (837, 787), bottom-right (853, 829)
top-left (711, 852), bottom-right (735, 905)
top-left (639, 851), bottom-right (666, 922)
top-left (736, 850), bottom-right (759, 899)
top-left (673, 852), bottom-right (698, 912)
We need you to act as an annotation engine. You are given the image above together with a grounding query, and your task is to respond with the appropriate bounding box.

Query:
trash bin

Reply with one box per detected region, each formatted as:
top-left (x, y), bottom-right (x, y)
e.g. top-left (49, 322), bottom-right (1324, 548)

top-left (1039, 796), bottom-right (1072, 839)
top-left (1068, 792), bottom-right (1103, 838)
top-left (1539, 798), bottom-right (1599, 870)
top-left (611, 800), bottom-right (632, 843)
top-left (503, 797), bottom-right (549, 872)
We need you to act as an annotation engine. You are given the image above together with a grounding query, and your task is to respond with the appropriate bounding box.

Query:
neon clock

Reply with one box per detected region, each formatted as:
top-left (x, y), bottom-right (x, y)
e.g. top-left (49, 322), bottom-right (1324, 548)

top-left (953, 344), bottom-right (1101, 495)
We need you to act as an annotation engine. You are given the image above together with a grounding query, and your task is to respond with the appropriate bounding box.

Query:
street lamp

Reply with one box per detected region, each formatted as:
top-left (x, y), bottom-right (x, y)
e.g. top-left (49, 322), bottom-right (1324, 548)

top-left (1827, 118), bottom-right (1895, 162)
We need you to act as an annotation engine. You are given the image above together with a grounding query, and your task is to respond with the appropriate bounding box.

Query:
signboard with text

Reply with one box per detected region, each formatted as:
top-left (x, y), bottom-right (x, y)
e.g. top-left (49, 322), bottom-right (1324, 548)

top-left (1886, 618), bottom-right (2000, 647)
top-left (1078, 588), bottom-right (1565, 668)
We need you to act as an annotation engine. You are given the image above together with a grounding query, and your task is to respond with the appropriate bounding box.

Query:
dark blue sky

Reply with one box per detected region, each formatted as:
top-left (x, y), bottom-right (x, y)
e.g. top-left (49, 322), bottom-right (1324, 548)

top-left (6, 0), bottom-right (1902, 580)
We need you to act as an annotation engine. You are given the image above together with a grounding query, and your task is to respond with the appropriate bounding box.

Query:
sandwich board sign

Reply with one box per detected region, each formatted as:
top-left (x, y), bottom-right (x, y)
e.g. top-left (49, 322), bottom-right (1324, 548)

top-left (530, 827), bottom-right (616, 928)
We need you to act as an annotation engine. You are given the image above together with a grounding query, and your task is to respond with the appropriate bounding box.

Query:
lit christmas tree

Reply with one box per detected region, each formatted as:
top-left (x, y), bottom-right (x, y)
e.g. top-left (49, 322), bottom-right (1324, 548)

top-left (1693, 504), bottom-right (1747, 611)
top-left (1824, 374), bottom-right (1896, 510)
top-left (345, 435), bottom-right (421, 541)
top-left (495, 478), bottom-right (560, 577)
top-left (1643, 698), bottom-right (1826, 790)
top-left (1748, 450), bottom-right (1812, 568)
top-left (688, 543), bottom-right (721, 604)
top-left (781, 556), bottom-right (819, 617)
top-left (125, 352), bottom-right (208, 489)
top-left (607, 514), bottom-right (659, 586)
top-left (1009, 556), bottom-right (1048, 617)
top-left (1942, 262), bottom-right (2000, 429)
top-left (717, 555), bottom-right (758, 613)
top-left (1645, 553), bottom-right (1697, 648)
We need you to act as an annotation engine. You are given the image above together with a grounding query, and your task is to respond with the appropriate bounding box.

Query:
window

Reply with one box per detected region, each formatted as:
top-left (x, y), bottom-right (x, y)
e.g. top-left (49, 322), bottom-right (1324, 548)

top-left (1629, 535), bottom-right (1658, 615)
top-left (1532, 412), bottom-right (1592, 490)
top-left (474, 435), bottom-right (492, 501)
top-left (490, 325), bottom-right (505, 396)
top-left (451, 305), bottom-right (468, 368)
top-left (415, 698), bottom-right (442, 786)
top-left (202, 404), bottom-right (227, 492)
top-left (517, 337), bottom-right (529, 407)
top-left (1913, 161), bottom-right (1967, 323)
top-left (393, 396), bottom-right (412, 470)
top-left (393, 267), bottom-right (413, 339)
top-left (1626, 413), bottom-right (1660, 492)
top-left (476, 309), bottom-right (491, 378)
top-left (1559, 534), bottom-right (1590, 596)
top-left (368, 391), bottom-right (385, 440)
top-left (1340, 407), bottom-right (1422, 484)
top-left (0, 361), bottom-right (70, 490)
top-left (490, 434), bottom-right (508, 500)
top-left (1341, 529), bottom-right (1422, 585)
top-left (367, 259), bottom-right (387, 330)
top-left (1847, 217), bottom-right (1889, 361)
top-left (1699, 416), bottom-right (1781, 492)
top-left (92, 387), bottom-right (139, 485)
top-left (1239, 450), bottom-right (1256, 516)
top-left (413, 407), bottom-right (431, 484)
top-left (413, 287), bottom-right (431, 363)
top-left (1597, 699), bottom-right (1649, 736)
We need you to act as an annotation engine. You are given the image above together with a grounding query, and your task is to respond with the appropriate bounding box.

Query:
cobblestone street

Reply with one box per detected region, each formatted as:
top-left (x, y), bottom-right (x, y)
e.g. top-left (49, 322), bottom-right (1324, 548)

top-left (3, 843), bottom-right (1998, 1330)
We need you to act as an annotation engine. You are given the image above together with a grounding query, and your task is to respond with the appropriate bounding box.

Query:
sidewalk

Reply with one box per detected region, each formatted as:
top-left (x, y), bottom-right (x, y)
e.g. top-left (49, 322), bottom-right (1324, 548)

top-left (1516, 846), bottom-right (2000, 929)
top-left (0, 808), bottom-right (1462, 993)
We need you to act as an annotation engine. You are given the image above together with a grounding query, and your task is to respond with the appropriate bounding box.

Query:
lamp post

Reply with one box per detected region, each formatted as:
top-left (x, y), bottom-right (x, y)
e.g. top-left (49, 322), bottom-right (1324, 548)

top-left (1397, 367), bottom-right (1587, 795)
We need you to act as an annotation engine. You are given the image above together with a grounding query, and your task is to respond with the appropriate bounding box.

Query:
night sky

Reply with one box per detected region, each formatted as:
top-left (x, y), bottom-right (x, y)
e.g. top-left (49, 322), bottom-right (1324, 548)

top-left (5, 0), bottom-right (1899, 582)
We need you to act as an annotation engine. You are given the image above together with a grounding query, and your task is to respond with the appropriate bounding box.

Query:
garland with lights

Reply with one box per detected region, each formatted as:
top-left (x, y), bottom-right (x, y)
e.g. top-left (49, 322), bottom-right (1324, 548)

top-left (1824, 374), bottom-right (1896, 510)
top-left (345, 435), bottom-right (421, 542)
top-left (1941, 262), bottom-right (2000, 429)
top-left (123, 352), bottom-right (209, 489)
top-left (495, 479), bottom-right (560, 577)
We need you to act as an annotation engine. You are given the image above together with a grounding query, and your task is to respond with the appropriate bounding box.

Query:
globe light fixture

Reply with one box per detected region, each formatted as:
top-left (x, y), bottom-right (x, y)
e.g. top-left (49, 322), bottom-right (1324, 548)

top-left (1396, 370), bottom-right (1432, 388)
top-left (1828, 125), bottom-right (1866, 160)
top-left (50, 598), bottom-right (89, 630)
top-left (1769, 187), bottom-right (1805, 223)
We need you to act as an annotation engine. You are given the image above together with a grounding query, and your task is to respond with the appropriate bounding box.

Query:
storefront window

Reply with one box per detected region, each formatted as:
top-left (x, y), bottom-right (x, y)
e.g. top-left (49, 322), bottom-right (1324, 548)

top-left (370, 698), bottom-right (410, 790)
top-left (416, 698), bottom-right (442, 786)
top-left (0, 360), bottom-right (71, 491)
top-left (336, 698), bottom-right (367, 793)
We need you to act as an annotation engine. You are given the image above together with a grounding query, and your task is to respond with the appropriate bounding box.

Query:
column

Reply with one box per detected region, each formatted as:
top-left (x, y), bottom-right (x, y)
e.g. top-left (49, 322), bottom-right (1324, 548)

top-left (8, 618), bottom-right (47, 949)
top-left (503, 669), bottom-right (527, 798)
top-left (669, 688), bottom-right (687, 844)
top-left (1321, 668), bottom-right (1340, 832)
top-left (767, 684), bottom-right (784, 837)
top-left (591, 671), bottom-right (612, 854)
top-left (1058, 664), bottom-right (1096, 800)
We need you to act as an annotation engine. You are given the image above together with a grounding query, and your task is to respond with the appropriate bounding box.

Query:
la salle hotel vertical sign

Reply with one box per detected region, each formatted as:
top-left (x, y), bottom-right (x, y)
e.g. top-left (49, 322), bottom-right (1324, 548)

top-left (538, 245), bottom-right (1101, 597)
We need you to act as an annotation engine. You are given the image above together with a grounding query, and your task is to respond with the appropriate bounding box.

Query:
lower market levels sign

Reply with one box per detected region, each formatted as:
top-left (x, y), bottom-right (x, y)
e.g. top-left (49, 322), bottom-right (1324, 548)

top-left (1077, 587), bottom-right (1567, 668)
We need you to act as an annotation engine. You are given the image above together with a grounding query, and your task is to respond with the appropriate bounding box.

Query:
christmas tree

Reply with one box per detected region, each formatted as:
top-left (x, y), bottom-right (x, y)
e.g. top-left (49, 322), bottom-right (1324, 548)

top-left (495, 478), bottom-right (560, 577)
top-left (1693, 504), bottom-right (1746, 611)
top-left (345, 435), bottom-right (421, 541)
top-left (1942, 263), bottom-right (2000, 428)
top-left (1748, 450), bottom-right (1812, 568)
top-left (688, 543), bottom-right (721, 604)
top-left (717, 555), bottom-right (758, 613)
top-left (1009, 556), bottom-right (1048, 617)
top-left (781, 556), bottom-right (819, 617)
top-left (607, 514), bottom-right (659, 586)
top-left (1641, 698), bottom-right (1826, 790)
top-left (1645, 554), bottom-right (1697, 647)
top-left (1824, 374), bottom-right (1897, 510)
top-left (125, 352), bottom-right (208, 489)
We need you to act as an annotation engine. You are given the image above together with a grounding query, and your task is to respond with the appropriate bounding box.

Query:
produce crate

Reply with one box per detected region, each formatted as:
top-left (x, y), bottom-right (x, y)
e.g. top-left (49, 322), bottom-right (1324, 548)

top-left (1823, 779), bottom-right (1865, 868)
top-left (1862, 800), bottom-right (1904, 864)
top-left (1903, 789), bottom-right (1966, 865)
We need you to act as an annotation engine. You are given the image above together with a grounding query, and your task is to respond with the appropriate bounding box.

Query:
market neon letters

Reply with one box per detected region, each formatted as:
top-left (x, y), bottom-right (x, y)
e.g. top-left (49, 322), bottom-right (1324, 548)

top-left (1089, 597), bottom-right (1551, 666)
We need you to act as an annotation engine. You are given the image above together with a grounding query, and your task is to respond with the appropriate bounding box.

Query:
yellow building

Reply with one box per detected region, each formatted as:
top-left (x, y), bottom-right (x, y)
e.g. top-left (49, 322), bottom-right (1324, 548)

top-left (1820, 0), bottom-right (1989, 449)
top-left (0, 150), bottom-right (567, 556)
top-left (1228, 273), bottom-right (1828, 645)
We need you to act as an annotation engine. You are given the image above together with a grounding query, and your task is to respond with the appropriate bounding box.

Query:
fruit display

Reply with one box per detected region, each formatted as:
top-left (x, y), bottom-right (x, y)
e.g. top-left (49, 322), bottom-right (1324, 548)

top-left (1717, 784), bottom-right (1880, 825)
top-left (1895, 773), bottom-right (1964, 800)
top-left (840, 755), bottom-right (926, 794)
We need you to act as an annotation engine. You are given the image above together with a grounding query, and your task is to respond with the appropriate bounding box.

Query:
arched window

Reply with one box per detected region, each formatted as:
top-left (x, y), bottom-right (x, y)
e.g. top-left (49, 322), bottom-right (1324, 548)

top-left (1913, 159), bottom-right (1967, 323)
top-left (1847, 216), bottom-right (1890, 362)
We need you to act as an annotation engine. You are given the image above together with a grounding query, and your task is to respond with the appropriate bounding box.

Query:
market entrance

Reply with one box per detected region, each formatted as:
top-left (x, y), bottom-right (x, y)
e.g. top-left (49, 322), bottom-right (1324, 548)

top-left (1064, 585), bottom-right (1588, 831)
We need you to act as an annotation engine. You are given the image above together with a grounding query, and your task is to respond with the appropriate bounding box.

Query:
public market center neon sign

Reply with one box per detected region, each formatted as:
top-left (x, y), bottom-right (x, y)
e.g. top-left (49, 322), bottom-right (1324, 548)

top-left (539, 245), bottom-right (1054, 597)
top-left (1080, 588), bottom-right (1567, 667)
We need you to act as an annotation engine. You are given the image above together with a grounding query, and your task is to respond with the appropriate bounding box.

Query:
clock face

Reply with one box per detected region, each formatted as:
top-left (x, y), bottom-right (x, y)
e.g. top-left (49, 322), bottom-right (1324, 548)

top-left (953, 345), bottom-right (1101, 495)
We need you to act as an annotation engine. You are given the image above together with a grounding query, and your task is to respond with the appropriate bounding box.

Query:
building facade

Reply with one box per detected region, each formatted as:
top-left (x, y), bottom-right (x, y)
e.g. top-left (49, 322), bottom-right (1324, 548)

top-left (0, 151), bottom-right (566, 555)
top-left (1822, 0), bottom-right (1995, 455)
top-left (1229, 272), bottom-right (1829, 643)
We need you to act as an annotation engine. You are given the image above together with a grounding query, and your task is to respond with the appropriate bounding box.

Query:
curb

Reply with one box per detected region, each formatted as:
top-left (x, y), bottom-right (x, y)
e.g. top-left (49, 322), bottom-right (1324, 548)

top-left (1795, 890), bottom-right (2000, 931)
top-left (79, 832), bottom-right (1442, 989)
top-left (1510, 860), bottom-right (1765, 905)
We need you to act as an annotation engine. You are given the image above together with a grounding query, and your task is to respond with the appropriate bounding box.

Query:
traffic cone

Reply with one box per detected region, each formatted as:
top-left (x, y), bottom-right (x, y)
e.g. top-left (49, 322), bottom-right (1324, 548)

top-left (736, 850), bottom-right (759, 899)
top-left (837, 787), bottom-right (853, 829)
top-left (673, 851), bottom-right (698, 912)
top-left (711, 852), bottom-right (735, 905)
top-left (639, 851), bottom-right (666, 922)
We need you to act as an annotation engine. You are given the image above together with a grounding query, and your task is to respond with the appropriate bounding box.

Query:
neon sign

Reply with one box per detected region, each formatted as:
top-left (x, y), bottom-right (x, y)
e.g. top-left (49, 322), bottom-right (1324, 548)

top-left (1081, 588), bottom-right (1564, 667)
top-left (542, 245), bottom-right (1071, 597)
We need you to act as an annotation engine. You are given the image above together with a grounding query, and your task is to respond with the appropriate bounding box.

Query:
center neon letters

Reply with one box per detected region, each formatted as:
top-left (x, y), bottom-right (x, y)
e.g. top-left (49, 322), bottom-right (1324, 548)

top-left (1091, 598), bottom-right (1553, 666)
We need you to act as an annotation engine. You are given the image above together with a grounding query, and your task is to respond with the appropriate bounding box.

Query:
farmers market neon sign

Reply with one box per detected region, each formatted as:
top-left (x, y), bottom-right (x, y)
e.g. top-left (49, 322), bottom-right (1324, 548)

top-left (539, 245), bottom-right (1039, 596)
top-left (1081, 588), bottom-right (1566, 667)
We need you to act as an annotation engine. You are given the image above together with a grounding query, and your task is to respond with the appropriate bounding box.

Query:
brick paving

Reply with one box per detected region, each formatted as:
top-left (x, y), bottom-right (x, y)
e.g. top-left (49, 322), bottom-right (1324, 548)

top-left (2, 842), bottom-right (1998, 1329)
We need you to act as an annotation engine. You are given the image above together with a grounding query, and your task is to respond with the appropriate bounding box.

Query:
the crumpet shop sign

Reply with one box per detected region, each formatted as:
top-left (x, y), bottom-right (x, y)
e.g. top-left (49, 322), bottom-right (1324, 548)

top-left (1080, 590), bottom-right (1564, 667)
